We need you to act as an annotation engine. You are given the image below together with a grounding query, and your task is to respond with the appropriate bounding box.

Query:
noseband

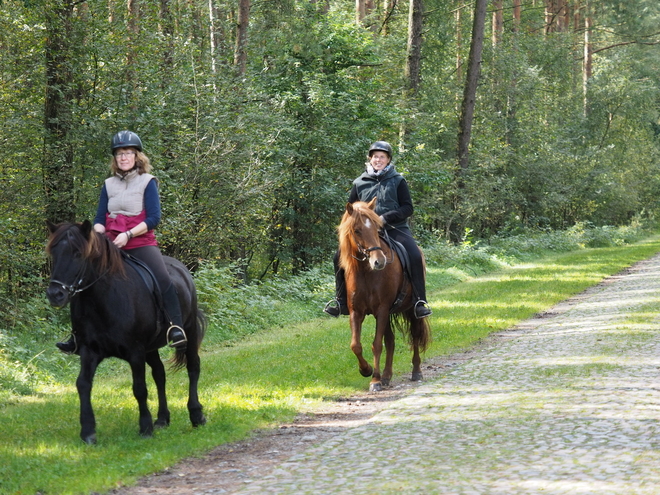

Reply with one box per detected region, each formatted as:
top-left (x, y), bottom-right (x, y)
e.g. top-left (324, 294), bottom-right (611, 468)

top-left (49, 262), bottom-right (92, 298)
top-left (351, 222), bottom-right (392, 264)
top-left (353, 243), bottom-right (384, 261)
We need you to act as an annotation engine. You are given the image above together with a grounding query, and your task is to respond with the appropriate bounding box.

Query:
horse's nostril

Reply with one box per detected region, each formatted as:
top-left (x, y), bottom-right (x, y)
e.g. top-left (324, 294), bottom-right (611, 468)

top-left (46, 287), bottom-right (68, 307)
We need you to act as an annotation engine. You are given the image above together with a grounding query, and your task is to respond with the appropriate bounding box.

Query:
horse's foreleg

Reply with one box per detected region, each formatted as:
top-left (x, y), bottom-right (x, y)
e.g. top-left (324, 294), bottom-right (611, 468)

top-left (381, 321), bottom-right (395, 388)
top-left (369, 313), bottom-right (389, 392)
top-left (129, 357), bottom-right (153, 437)
top-left (350, 313), bottom-right (372, 378)
top-left (146, 351), bottom-right (169, 428)
top-left (77, 351), bottom-right (101, 444)
top-left (410, 318), bottom-right (425, 382)
top-left (186, 351), bottom-right (206, 427)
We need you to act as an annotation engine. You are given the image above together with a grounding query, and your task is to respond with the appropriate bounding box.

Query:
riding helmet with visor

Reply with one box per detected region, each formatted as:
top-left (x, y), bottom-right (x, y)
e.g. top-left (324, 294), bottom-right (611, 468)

top-left (368, 140), bottom-right (393, 158)
top-left (111, 130), bottom-right (143, 153)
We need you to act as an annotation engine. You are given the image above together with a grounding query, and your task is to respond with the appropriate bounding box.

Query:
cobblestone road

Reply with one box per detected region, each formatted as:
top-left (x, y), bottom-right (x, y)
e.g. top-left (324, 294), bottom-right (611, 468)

top-left (233, 255), bottom-right (660, 494)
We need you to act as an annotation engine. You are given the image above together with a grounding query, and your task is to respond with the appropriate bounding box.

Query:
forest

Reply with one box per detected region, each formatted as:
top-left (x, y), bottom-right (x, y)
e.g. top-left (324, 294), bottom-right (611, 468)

top-left (1, 0), bottom-right (660, 325)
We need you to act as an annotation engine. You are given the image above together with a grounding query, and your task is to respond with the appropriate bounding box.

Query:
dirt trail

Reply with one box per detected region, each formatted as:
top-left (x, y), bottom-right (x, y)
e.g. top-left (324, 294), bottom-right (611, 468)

top-left (110, 263), bottom-right (638, 494)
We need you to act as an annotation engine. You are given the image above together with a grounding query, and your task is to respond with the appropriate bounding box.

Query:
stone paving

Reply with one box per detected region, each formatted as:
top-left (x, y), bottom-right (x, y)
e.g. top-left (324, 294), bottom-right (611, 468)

top-left (234, 255), bottom-right (660, 494)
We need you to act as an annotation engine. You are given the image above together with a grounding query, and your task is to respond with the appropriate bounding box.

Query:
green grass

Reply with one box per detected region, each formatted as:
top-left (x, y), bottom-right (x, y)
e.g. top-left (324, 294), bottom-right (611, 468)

top-left (2, 236), bottom-right (660, 494)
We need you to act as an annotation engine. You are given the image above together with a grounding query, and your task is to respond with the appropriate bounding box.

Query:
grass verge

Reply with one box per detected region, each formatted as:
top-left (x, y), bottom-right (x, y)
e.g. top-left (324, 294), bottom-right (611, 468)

top-left (2, 236), bottom-right (660, 494)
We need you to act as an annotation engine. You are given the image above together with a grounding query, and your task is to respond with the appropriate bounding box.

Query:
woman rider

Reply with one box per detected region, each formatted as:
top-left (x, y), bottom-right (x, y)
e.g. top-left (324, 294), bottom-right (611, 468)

top-left (56, 131), bottom-right (187, 353)
top-left (324, 140), bottom-right (432, 319)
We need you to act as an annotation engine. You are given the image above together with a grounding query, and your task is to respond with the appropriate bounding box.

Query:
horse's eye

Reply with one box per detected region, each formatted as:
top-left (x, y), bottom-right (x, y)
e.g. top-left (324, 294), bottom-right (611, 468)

top-left (354, 229), bottom-right (361, 235)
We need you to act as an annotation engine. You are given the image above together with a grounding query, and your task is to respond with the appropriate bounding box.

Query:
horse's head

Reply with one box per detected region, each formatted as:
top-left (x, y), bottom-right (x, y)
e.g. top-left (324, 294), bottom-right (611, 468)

top-left (45, 220), bottom-right (123, 307)
top-left (45, 220), bottom-right (95, 307)
top-left (338, 198), bottom-right (387, 272)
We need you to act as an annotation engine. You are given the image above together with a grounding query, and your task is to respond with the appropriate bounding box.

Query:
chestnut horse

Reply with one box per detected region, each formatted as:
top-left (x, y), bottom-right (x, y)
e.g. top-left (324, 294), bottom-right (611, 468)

top-left (338, 198), bottom-right (431, 392)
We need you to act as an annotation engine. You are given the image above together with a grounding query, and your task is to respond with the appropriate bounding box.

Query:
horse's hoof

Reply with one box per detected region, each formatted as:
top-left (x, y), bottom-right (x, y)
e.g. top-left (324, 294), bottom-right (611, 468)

top-left (154, 419), bottom-right (170, 428)
top-left (140, 426), bottom-right (154, 438)
top-left (381, 378), bottom-right (391, 387)
top-left (81, 433), bottom-right (97, 445)
top-left (369, 382), bottom-right (382, 393)
top-left (190, 409), bottom-right (206, 427)
top-left (360, 367), bottom-right (374, 378)
top-left (192, 415), bottom-right (207, 427)
top-left (411, 372), bottom-right (423, 381)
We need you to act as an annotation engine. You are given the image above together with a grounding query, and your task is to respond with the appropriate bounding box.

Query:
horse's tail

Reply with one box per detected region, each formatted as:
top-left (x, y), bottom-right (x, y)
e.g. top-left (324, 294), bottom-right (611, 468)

top-left (391, 311), bottom-right (432, 353)
top-left (170, 308), bottom-right (208, 370)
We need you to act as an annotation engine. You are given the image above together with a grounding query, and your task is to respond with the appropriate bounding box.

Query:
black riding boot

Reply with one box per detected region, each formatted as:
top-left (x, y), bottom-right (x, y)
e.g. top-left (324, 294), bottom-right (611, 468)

top-left (56, 334), bottom-right (77, 354)
top-left (162, 283), bottom-right (188, 351)
top-left (410, 262), bottom-right (432, 319)
top-left (324, 253), bottom-right (349, 317)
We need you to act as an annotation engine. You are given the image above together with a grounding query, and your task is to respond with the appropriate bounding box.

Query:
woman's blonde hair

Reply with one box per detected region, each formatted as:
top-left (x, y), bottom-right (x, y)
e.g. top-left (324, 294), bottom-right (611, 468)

top-left (109, 149), bottom-right (152, 175)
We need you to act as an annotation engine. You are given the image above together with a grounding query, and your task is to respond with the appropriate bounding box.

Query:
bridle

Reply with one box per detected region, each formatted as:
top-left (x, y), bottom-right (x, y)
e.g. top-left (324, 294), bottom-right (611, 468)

top-left (49, 243), bottom-right (107, 298)
top-left (351, 220), bottom-right (393, 264)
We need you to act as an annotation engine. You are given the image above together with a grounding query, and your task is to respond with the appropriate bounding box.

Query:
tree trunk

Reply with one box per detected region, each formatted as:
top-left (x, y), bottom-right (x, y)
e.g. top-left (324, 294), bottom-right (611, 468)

top-left (43, 0), bottom-right (76, 224)
top-left (513, 0), bottom-right (521, 32)
top-left (583, 1), bottom-right (592, 115)
top-left (126, 0), bottom-right (140, 111)
top-left (491, 0), bottom-right (503, 47)
top-left (208, 0), bottom-right (217, 84)
top-left (457, 0), bottom-right (487, 173)
top-left (455, 6), bottom-right (462, 81)
top-left (404, 0), bottom-right (423, 95)
top-left (234, 0), bottom-right (250, 75)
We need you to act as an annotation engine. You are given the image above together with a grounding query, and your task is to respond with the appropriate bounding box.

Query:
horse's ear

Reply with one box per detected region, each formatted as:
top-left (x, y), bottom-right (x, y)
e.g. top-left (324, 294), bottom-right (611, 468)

top-left (80, 220), bottom-right (93, 238)
top-left (367, 197), bottom-right (377, 210)
top-left (346, 202), bottom-right (354, 215)
top-left (46, 221), bottom-right (58, 234)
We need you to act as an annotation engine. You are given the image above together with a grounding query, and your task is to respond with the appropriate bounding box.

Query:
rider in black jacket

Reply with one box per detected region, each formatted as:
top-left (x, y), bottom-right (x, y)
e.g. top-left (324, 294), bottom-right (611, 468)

top-left (324, 141), bottom-right (432, 319)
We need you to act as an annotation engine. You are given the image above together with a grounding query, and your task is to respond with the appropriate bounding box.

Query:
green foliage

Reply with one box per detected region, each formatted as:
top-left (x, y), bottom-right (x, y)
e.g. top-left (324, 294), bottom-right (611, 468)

top-left (194, 261), bottom-right (332, 344)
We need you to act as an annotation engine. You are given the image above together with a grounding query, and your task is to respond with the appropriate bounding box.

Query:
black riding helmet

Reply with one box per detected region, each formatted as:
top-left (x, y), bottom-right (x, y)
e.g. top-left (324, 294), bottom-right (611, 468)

top-left (368, 140), bottom-right (393, 158)
top-left (111, 130), bottom-right (143, 153)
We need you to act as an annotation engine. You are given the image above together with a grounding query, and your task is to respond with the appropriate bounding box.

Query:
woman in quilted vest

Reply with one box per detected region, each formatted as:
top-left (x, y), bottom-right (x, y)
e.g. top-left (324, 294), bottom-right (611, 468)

top-left (56, 131), bottom-right (187, 353)
top-left (324, 140), bottom-right (432, 320)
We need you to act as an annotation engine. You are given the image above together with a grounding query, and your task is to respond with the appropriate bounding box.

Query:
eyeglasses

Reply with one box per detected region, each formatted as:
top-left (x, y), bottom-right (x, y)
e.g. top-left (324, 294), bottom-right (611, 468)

top-left (115, 152), bottom-right (136, 158)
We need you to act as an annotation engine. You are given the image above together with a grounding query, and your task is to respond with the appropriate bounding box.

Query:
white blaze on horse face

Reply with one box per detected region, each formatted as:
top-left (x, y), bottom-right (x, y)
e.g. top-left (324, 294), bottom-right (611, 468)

top-left (364, 218), bottom-right (372, 230)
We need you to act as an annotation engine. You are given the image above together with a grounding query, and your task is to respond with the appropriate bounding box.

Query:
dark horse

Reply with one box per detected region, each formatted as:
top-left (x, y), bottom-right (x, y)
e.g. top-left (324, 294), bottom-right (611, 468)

top-left (338, 198), bottom-right (431, 392)
top-left (45, 220), bottom-right (206, 444)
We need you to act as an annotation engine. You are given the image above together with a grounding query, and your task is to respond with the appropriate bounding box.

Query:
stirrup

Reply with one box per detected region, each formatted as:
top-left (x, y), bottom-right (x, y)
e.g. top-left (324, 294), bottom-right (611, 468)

top-left (166, 325), bottom-right (187, 349)
top-left (324, 299), bottom-right (348, 317)
top-left (414, 300), bottom-right (432, 319)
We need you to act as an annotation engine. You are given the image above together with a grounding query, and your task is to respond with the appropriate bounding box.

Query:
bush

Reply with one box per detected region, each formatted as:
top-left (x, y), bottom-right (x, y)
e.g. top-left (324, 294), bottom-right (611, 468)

top-left (194, 262), bottom-right (333, 345)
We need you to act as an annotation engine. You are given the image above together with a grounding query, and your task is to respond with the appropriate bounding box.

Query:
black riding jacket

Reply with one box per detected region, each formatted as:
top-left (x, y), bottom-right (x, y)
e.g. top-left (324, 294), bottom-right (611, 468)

top-left (348, 166), bottom-right (413, 231)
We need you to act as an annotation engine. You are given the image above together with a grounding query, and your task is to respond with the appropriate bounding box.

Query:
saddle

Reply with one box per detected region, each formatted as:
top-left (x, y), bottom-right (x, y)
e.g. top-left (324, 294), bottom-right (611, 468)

top-left (378, 231), bottom-right (413, 314)
top-left (121, 252), bottom-right (169, 346)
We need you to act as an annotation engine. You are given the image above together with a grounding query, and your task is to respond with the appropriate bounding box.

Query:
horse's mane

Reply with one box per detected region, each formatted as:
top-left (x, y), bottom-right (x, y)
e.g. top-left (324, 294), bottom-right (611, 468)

top-left (47, 222), bottom-right (126, 278)
top-left (337, 201), bottom-right (383, 275)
